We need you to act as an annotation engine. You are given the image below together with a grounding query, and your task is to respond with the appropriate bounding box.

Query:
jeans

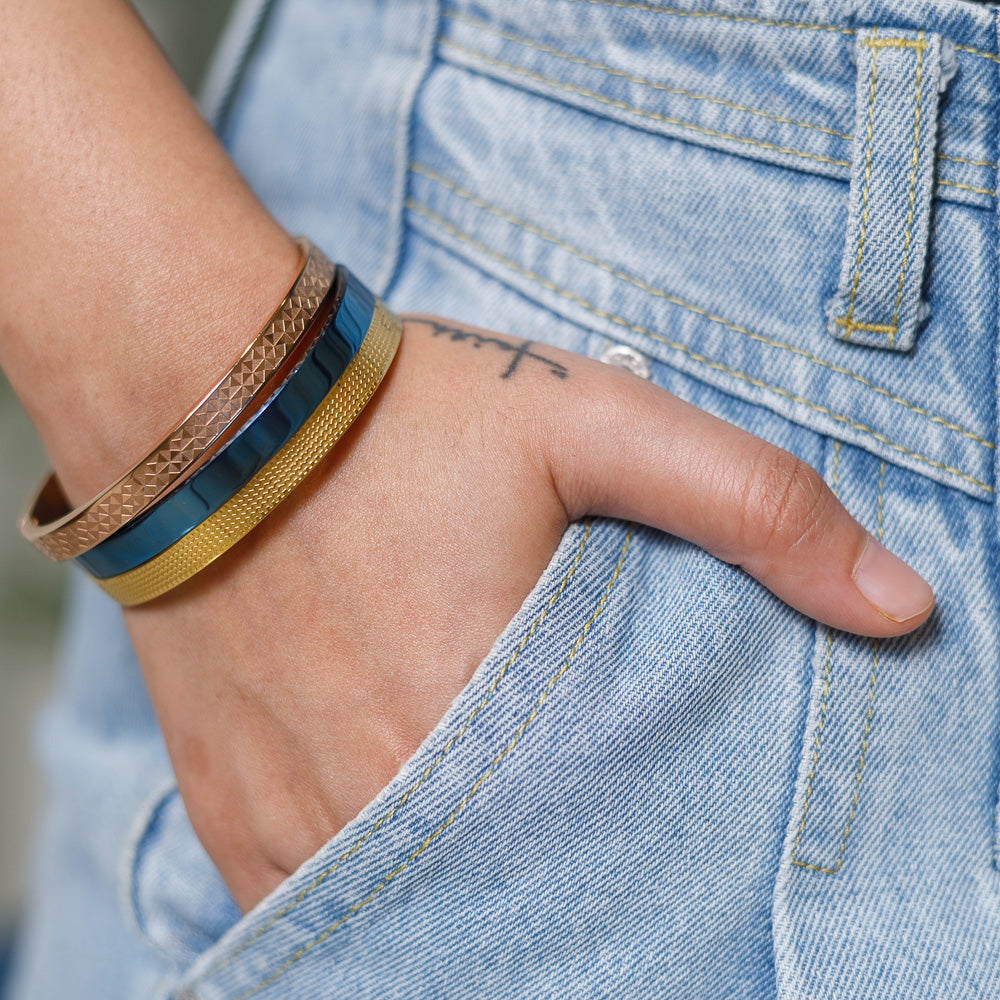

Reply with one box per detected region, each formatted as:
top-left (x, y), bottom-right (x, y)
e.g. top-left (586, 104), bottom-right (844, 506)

top-left (10, 0), bottom-right (1000, 997)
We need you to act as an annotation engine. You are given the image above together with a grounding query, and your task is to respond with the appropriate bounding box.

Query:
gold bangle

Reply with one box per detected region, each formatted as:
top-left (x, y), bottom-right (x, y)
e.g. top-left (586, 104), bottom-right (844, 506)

top-left (93, 301), bottom-right (402, 606)
top-left (21, 239), bottom-right (335, 561)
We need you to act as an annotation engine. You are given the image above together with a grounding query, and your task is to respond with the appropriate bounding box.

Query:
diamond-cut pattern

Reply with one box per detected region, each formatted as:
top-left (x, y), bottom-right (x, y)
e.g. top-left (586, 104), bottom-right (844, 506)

top-left (27, 245), bottom-right (336, 560)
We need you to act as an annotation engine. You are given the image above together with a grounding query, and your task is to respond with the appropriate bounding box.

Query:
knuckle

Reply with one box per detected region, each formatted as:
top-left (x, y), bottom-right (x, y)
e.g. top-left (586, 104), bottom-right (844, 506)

top-left (741, 445), bottom-right (831, 555)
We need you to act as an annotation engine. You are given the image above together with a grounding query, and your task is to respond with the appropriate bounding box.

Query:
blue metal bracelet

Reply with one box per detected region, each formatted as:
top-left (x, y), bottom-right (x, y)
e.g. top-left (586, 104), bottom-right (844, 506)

top-left (76, 266), bottom-right (376, 580)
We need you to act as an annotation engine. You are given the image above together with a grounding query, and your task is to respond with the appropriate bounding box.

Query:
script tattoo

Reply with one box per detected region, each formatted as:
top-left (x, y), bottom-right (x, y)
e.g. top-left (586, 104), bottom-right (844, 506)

top-left (413, 319), bottom-right (569, 380)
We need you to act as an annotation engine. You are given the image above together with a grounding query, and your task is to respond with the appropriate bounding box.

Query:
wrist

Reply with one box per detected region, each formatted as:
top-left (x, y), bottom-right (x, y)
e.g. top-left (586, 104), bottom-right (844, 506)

top-left (19, 225), bottom-right (301, 505)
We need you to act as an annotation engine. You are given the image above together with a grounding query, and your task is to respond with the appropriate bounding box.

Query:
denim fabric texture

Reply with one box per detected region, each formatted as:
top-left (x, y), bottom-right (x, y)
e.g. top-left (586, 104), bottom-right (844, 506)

top-left (826, 25), bottom-right (943, 352)
top-left (9, 1), bottom-right (1000, 997)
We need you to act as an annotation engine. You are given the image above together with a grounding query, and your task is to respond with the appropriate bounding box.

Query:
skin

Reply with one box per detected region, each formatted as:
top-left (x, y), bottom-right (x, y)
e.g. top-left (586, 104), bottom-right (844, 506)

top-left (0, 0), bottom-right (933, 913)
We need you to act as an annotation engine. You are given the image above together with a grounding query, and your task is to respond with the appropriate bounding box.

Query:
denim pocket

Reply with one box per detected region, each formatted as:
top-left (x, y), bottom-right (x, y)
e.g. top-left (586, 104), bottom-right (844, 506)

top-left (125, 781), bottom-right (242, 972)
top-left (148, 519), bottom-right (631, 998)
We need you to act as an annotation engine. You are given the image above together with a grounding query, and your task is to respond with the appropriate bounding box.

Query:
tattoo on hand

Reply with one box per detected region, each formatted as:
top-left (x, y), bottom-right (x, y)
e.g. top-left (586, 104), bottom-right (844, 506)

top-left (410, 319), bottom-right (569, 380)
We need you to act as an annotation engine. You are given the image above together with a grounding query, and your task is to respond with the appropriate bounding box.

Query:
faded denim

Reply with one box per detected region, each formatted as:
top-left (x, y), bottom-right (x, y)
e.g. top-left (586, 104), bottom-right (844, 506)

top-left (9, 1), bottom-right (1000, 997)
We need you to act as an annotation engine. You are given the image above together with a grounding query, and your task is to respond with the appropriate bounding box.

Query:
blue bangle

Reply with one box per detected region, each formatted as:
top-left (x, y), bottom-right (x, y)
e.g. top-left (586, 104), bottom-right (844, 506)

top-left (76, 266), bottom-right (375, 580)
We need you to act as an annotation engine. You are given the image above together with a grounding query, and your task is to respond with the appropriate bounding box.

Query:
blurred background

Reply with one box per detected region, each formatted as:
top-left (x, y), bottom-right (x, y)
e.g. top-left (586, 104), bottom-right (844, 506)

top-left (0, 0), bottom-right (237, 949)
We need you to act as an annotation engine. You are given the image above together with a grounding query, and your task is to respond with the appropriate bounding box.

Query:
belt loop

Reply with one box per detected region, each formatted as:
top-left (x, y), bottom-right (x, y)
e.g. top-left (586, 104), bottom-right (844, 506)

top-left (827, 27), bottom-right (942, 353)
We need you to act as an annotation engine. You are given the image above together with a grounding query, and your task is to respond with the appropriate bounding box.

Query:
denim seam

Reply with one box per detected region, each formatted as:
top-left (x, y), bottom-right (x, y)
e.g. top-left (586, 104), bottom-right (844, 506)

top-left (443, 10), bottom-right (854, 140)
top-left (864, 37), bottom-right (928, 53)
top-left (228, 526), bottom-right (634, 1000)
top-left (440, 38), bottom-right (989, 201)
top-left (790, 443), bottom-right (841, 866)
top-left (407, 198), bottom-right (994, 493)
top-left (560, 0), bottom-right (852, 35)
top-left (835, 32), bottom-right (927, 345)
top-left (991, 4), bottom-right (1000, 879)
top-left (558, 0), bottom-right (1000, 68)
top-left (190, 523), bottom-right (593, 985)
top-left (438, 38), bottom-right (854, 171)
top-left (792, 460), bottom-right (886, 875)
top-left (447, 9), bottom-right (998, 178)
top-left (835, 30), bottom-right (880, 342)
top-left (938, 178), bottom-right (997, 197)
top-left (410, 164), bottom-right (996, 451)
top-left (955, 43), bottom-right (1000, 66)
top-left (938, 153), bottom-right (996, 169)
top-left (886, 31), bottom-right (925, 349)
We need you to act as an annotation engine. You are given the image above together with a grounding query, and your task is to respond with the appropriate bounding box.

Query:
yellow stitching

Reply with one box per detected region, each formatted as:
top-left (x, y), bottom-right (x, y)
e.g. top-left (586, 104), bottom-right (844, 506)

top-left (889, 31), bottom-right (924, 348)
top-left (564, 0), bottom-right (1000, 69)
top-left (193, 523), bottom-right (593, 983)
top-left (791, 629), bottom-right (834, 860)
top-left (446, 10), bottom-right (996, 176)
top-left (234, 527), bottom-right (634, 1000)
top-left (834, 317), bottom-right (896, 335)
top-left (791, 445), bottom-right (841, 865)
top-left (438, 38), bottom-right (853, 170)
top-left (792, 461), bottom-right (885, 875)
top-left (936, 178), bottom-right (997, 198)
top-left (955, 43), bottom-right (1000, 66)
top-left (441, 40), bottom-right (993, 199)
top-left (860, 36), bottom-right (927, 52)
top-left (407, 197), bottom-right (994, 493)
top-left (839, 28), bottom-right (878, 339)
top-left (937, 153), bottom-right (997, 169)
top-left (410, 164), bottom-right (995, 452)
top-left (442, 10), bottom-right (854, 141)
top-left (562, 0), bottom-right (852, 34)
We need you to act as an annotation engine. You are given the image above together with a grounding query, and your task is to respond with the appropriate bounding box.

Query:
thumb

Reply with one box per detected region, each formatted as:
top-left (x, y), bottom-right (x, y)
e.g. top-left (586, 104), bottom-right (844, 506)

top-left (548, 362), bottom-right (933, 638)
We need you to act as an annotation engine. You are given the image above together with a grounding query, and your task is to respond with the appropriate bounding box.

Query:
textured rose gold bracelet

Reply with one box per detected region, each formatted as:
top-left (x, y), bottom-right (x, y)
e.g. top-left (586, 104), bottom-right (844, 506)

top-left (20, 239), bottom-right (336, 560)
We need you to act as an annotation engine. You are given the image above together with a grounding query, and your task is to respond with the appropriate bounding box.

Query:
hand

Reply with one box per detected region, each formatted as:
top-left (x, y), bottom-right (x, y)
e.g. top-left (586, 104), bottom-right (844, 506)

top-left (123, 315), bottom-right (933, 913)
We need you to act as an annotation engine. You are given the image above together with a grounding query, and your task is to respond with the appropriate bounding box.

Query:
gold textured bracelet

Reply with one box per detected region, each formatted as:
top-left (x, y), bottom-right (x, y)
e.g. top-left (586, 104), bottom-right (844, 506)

top-left (20, 239), bottom-right (335, 561)
top-left (93, 300), bottom-right (402, 606)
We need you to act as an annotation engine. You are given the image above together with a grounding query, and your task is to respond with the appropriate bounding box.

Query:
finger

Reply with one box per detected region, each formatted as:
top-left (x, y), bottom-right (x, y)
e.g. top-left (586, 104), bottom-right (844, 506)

top-left (547, 361), bottom-right (933, 638)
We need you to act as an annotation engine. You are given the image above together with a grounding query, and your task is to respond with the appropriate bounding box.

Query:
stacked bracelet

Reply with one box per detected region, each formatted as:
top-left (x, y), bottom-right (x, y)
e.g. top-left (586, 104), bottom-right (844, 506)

top-left (21, 239), bottom-right (333, 560)
top-left (20, 245), bottom-right (402, 606)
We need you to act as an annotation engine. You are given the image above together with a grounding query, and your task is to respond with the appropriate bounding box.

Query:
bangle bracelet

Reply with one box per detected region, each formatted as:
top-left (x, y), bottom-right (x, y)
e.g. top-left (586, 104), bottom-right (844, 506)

top-left (91, 291), bottom-right (402, 606)
top-left (20, 239), bottom-right (335, 560)
top-left (78, 265), bottom-right (350, 580)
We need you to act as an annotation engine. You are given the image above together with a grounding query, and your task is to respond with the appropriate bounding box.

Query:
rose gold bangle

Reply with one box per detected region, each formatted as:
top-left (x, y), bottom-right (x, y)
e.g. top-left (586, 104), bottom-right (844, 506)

top-left (20, 239), bottom-right (336, 560)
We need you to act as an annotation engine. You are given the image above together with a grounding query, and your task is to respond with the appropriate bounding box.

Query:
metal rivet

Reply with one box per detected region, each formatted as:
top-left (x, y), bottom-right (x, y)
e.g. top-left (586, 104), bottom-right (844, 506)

top-left (599, 343), bottom-right (652, 380)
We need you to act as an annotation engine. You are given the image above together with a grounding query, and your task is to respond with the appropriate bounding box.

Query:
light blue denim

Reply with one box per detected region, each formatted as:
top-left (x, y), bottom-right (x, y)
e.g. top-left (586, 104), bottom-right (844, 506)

top-left (9, 0), bottom-right (1000, 997)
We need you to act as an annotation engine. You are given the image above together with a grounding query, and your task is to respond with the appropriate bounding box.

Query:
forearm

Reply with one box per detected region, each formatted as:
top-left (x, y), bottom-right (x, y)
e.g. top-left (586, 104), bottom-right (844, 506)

top-left (0, 0), bottom-right (298, 503)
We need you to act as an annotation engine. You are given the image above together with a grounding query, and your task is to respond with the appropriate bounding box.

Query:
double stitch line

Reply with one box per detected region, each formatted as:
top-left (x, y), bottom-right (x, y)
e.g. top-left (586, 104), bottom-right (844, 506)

top-left (447, 9), bottom-right (998, 178)
top-left (834, 28), bottom-right (879, 340)
top-left (836, 31), bottom-right (929, 344)
top-left (230, 527), bottom-right (634, 1000)
top-left (441, 38), bottom-right (995, 201)
top-left (405, 196), bottom-right (993, 493)
top-left (937, 153), bottom-right (996, 169)
top-left (438, 38), bottom-right (853, 171)
top-left (191, 523), bottom-right (593, 984)
top-left (411, 164), bottom-right (993, 452)
top-left (559, 0), bottom-right (1000, 69)
top-left (442, 10), bottom-right (854, 141)
top-left (790, 443), bottom-right (840, 868)
top-left (887, 31), bottom-right (925, 348)
top-left (559, 0), bottom-right (852, 34)
top-left (792, 460), bottom-right (886, 875)
top-left (937, 178), bottom-right (997, 198)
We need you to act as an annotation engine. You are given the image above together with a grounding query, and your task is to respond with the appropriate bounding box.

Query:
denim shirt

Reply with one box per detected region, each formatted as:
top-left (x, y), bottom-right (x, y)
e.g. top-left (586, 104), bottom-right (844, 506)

top-left (10, 1), bottom-right (1000, 997)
